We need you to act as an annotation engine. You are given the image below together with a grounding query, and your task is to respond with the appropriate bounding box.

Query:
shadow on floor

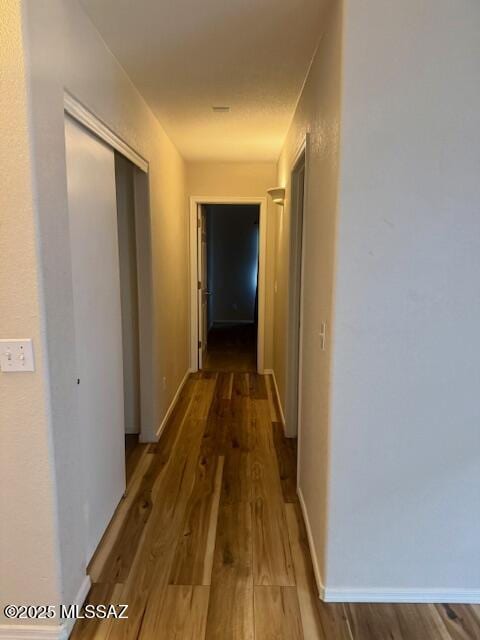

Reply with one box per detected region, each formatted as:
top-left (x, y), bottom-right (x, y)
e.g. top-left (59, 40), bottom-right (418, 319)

top-left (202, 322), bottom-right (257, 372)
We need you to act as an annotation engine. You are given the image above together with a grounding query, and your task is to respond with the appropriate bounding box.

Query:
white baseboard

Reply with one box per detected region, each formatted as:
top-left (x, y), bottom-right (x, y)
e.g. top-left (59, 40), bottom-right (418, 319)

top-left (156, 369), bottom-right (192, 439)
top-left (62, 574), bottom-right (91, 638)
top-left (0, 624), bottom-right (64, 640)
top-left (295, 491), bottom-right (480, 605)
top-left (297, 486), bottom-right (325, 600)
top-left (0, 575), bottom-right (91, 640)
top-left (323, 588), bottom-right (480, 604)
top-left (264, 369), bottom-right (287, 435)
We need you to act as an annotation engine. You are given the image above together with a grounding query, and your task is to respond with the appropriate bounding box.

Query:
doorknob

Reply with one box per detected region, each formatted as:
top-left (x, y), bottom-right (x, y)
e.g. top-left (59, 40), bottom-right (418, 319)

top-left (204, 290), bottom-right (212, 296)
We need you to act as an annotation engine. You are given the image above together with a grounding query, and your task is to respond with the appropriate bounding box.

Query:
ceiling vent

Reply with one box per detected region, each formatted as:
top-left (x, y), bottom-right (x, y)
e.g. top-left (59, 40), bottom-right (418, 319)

top-left (212, 106), bottom-right (230, 113)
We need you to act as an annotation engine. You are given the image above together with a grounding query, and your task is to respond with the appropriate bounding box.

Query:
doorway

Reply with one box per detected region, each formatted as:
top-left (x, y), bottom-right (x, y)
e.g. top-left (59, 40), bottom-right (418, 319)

top-left (190, 197), bottom-right (267, 373)
top-left (65, 115), bottom-right (126, 561)
top-left (64, 98), bottom-right (154, 563)
top-left (285, 143), bottom-right (307, 438)
top-left (201, 204), bottom-right (260, 371)
top-left (115, 153), bottom-right (143, 478)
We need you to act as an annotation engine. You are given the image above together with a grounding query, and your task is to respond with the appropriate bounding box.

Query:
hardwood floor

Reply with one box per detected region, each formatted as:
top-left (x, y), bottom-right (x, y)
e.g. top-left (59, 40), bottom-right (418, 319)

top-left (202, 323), bottom-right (257, 372)
top-left (72, 372), bottom-right (480, 640)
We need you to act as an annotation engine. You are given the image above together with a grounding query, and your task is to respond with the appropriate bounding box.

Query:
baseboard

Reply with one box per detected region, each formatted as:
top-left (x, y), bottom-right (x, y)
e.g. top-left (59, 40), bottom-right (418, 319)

top-left (62, 574), bottom-right (91, 638)
top-left (124, 427), bottom-right (140, 435)
top-left (0, 624), bottom-right (64, 640)
top-left (156, 369), bottom-right (192, 439)
top-left (297, 486), bottom-right (326, 600)
top-left (264, 368), bottom-right (287, 435)
top-left (0, 575), bottom-right (91, 640)
top-left (323, 587), bottom-right (480, 604)
top-left (294, 493), bottom-right (480, 605)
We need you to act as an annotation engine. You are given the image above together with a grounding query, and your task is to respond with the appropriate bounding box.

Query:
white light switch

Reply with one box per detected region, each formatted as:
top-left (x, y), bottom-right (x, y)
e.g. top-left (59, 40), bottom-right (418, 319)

top-left (0, 339), bottom-right (35, 372)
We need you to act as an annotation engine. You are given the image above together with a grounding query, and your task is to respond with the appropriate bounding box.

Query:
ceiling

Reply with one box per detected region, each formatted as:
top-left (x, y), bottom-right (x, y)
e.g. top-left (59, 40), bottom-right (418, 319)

top-left (80, 0), bottom-right (328, 162)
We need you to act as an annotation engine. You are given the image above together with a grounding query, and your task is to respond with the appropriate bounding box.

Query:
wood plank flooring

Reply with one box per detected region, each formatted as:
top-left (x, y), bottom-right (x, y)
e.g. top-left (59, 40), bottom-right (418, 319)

top-left (72, 372), bottom-right (480, 640)
top-left (203, 324), bottom-right (257, 372)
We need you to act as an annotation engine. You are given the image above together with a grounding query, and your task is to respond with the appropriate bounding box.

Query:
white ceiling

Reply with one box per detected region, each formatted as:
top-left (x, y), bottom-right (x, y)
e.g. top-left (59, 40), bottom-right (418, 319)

top-left (80, 0), bottom-right (328, 162)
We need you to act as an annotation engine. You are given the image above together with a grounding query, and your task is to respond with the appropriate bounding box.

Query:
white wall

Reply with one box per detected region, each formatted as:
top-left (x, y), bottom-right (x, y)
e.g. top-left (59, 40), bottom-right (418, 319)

top-left (187, 162), bottom-right (277, 368)
top-left (0, 1), bottom-right (63, 626)
top-left (275, 0), bottom-right (480, 600)
top-left (1, 0), bottom-right (189, 627)
top-left (325, 0), bottom-right (480, 596)
top-left (274, 0), bottom-right (343, 584)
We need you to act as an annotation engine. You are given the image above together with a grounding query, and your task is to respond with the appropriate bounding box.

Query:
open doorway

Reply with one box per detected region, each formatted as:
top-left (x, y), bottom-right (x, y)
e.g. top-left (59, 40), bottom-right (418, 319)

top-left (190, 196), bottom-right (267, 373)
top-left (200, 204), bottom-right (260, 371)
top-left (285, 141), bottom-right (307, 439)
top-left (114, 153), bottom-right (142, 474)
top-left (64, 98), bottom-right (154, 562)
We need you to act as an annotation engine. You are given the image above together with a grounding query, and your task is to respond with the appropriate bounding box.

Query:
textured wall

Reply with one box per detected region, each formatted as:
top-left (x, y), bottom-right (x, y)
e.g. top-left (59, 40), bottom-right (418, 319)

top-left (274, 0), bottom-right (343, 584)
top-left (2, 0), bottom-right (189, 615)
top-left (327, 0), bottom-right (480, 594)
top-left (0, 0), bottom-right (62, 627)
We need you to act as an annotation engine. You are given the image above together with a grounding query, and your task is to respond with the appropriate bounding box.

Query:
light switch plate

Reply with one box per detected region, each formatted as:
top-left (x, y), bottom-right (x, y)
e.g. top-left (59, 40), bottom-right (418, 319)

top-left (0, 339), bottom-right (35, 372)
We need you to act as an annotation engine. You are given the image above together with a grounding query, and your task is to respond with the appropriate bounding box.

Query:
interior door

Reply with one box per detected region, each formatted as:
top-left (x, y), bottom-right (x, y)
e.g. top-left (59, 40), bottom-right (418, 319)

top-left (286, 155), bottom-right (306, 437)
top-left (197, 205), bottom-right (208, 368)
top-left (64, 115), bottom-right (126, 562)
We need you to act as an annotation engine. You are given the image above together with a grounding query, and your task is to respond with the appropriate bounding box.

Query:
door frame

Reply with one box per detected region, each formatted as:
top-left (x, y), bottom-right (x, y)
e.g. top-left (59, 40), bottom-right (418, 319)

top-left (189, 196), bottom-right (267, 373)
top-left (198, 205), bottom-right (208, 369)
top-left (64, 91), bottom-right (149, 172)
top-left (285, 134), bottom-right (309, 441)
top-left (64, 91), bottom-right (155, 444)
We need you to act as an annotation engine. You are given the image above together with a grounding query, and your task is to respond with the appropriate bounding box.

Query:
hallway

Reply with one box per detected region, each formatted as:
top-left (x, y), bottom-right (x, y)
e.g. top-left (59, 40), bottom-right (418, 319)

top-left (3, 1), bottom-right (480, 636)
top-left (71, 371), bottom-right (480, 640)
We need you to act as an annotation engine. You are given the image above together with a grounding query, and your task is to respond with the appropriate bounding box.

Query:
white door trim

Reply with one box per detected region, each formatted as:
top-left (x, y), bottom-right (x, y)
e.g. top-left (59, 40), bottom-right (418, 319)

top-left (189, 196), bottom-right (267, 373)
top-left (64, 91), bottom-right (149, 173)
top-left (285, 134), bottom-right (309, 487)
top-left (296, 135), bottom-right (310, 486)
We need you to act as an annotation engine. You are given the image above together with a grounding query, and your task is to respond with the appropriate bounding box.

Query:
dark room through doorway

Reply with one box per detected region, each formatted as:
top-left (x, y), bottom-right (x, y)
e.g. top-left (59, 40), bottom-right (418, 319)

top-left (201, 204), bottom-right (260, 371)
